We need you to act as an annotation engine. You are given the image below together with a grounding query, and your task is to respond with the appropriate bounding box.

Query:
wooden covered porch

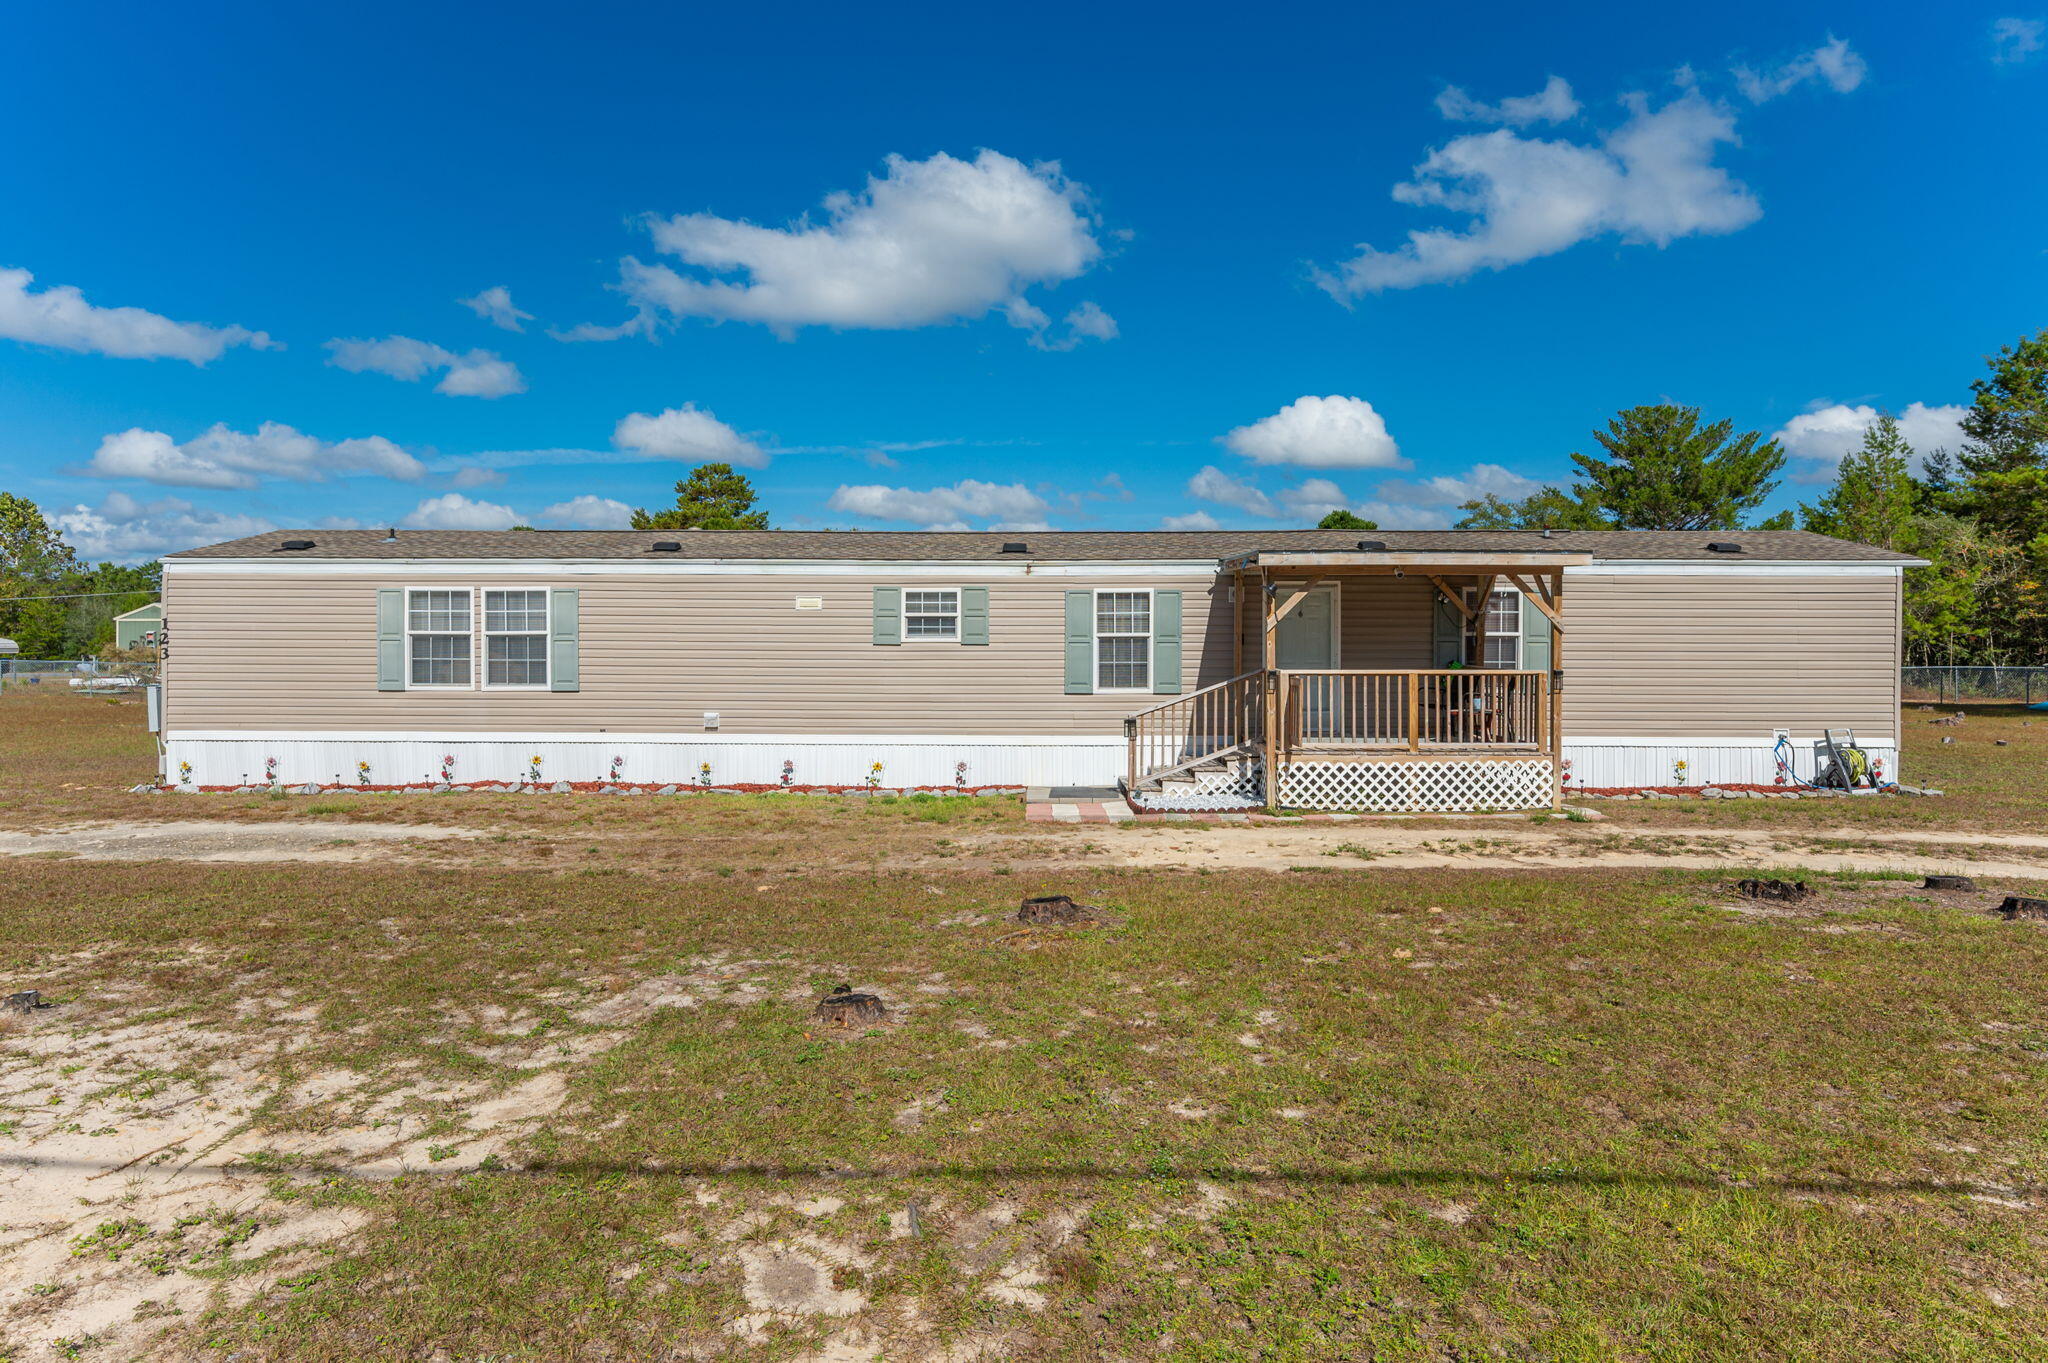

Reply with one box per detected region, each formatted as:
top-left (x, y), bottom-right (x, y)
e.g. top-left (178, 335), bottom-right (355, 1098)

top-left (1124, 545), bottom-right (1591, 811)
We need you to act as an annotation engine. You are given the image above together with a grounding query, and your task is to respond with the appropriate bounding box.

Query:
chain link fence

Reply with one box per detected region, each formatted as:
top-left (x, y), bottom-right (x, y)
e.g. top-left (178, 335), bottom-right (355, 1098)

top-left (1903, 666), bottom-right (2048, 706)
top-left (0, 658), bottom-right (158, 694)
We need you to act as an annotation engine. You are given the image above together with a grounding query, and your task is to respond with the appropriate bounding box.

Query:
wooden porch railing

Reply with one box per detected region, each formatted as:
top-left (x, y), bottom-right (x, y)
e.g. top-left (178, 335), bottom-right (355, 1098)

top-left (1124, 668), bottom-right (1266, 789)
top-left (1283, 669), bottom-right (1549, 753)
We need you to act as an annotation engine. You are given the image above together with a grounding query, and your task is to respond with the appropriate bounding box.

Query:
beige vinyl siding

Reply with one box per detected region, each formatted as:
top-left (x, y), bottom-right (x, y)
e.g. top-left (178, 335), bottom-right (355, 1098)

top-left (1228, 571), bottom-right (1900, 739)
top-left (1561, 573), bottom-right (1900, 738)
top-left (163, 571), bottom-right (1234, 735)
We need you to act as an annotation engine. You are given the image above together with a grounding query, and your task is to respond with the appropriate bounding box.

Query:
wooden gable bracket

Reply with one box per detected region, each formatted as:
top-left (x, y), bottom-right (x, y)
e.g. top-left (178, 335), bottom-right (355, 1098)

top-left (1265, 576), bottom-right (1330, 631)
top-left (1506, 573), bottom-right (1566, 631)
top-left (1426, 575), bottom-right (1474, 620)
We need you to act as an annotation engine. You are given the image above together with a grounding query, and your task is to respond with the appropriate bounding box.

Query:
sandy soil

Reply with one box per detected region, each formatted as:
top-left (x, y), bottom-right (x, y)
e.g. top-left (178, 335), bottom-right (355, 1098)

top-left (8, 817), bottom-right (2048, 880)
top-left (0, 820), bottom-right (475, 863)
top-left (999, 822), bottom-right (2048, 880)
top-left (0, 953), bottom-right (1072, 1360)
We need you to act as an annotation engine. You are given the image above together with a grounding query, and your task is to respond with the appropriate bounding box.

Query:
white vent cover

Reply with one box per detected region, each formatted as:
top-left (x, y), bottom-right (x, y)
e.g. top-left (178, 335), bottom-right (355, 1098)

top-left (794, 597), bottom-right (824, 610)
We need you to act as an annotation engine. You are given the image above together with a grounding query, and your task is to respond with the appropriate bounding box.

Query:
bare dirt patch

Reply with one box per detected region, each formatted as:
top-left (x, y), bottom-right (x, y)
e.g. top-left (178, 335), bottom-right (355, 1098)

top-left (0, 820), bottom-right (477, 863)
top-left (1050, 822), bottom-right (2048, 879)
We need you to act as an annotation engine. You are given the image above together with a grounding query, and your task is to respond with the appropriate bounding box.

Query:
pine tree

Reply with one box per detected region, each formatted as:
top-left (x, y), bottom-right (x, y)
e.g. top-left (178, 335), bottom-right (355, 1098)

top-left (1799, 413), bottom-right (1917, 550)
top-left (1951, 330), bottom-right (2048, 658)
top-left (629, 464), bottom-right (771, 531)
top-left (1567, 405), bottom-right (1785, 530)
top-left (1454, 487), bottom-right (1610, 530)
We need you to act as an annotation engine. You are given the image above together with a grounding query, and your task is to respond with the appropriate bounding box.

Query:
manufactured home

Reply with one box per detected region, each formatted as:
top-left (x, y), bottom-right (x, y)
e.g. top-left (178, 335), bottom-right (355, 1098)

top-left (158, 528), bottom-right (1920, 810)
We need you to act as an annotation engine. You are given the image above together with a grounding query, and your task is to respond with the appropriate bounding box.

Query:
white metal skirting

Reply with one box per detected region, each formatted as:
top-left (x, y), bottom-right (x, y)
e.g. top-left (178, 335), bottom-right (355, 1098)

top-left (162, 731), bottom-right (1902, 795)
top-left (1559, 737), bottom-right (1900, 789)
top-left (162, 732), bottom-right (1125, 789)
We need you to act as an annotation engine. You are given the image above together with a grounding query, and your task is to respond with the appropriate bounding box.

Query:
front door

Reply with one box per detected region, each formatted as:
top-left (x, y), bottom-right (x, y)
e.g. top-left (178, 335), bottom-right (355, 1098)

top-left (1275, 585), bottom-right (1338, 736)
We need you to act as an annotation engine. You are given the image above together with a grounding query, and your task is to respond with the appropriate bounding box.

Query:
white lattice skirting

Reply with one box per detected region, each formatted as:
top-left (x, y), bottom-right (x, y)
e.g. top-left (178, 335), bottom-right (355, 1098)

top-left (1128, 760), bottom-right (1264, 811)
top-left (1276, 758), bottom-right (1556, 813)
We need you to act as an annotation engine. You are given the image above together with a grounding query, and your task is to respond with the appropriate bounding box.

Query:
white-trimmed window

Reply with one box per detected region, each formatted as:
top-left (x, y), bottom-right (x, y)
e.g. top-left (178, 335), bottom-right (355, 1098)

top-left (484, 589), bottom-right (550, 688)
top-left (1481, 589), bottom-right (1521, 668)
top-left (407, 589), bottom-right (471, 688)
top-left (1094, 589), bottom-right (1152, 691)
top-left (903, 588), bottom-right (960, 642)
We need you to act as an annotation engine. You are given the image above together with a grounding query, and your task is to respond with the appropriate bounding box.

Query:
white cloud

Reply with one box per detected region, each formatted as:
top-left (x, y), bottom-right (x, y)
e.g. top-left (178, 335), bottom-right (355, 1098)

top-left (1773, 401), bottom-right (1969, 476)
top-left (0, 266), bottom-right (275, 363)
top-left (1183, 460), bottom-right (1546, 529)
top-left (612, 404), bottom-right (767, 468)
top-left (596, 150), bottom-right (1104, 338)
top-left (51, 492), bottom-right (273, 561)
top-left (1222, 395), bottom-right (1406, 469)
top-left (1369, 462), bottom-right (1542, 506)
top-left (459, 285), bottom-right (534, 332)
top-left (446, 466), bottom-right (507, 489)
top-left (86, 422), bottom-right (425, 490)
top-left (1187, 465), bottom-right (1275, 517)
top-left (1319, 85), bottom-right (1769, 296)
top-left (325, 335), bottom-right (526, 398)
top-left (401, 493), bottom-right (522, 530)
top-left (1993, 17), bottom-right (2045, 65)
top-left (1436, 76), bottom-right (1580, 126)
top-left (1735, 35), bottom-right (1868, 102)
top-left (1277, 478), bottom-right (1351, 521)
top-left (1065, 301), bottom-right (1119, 341)
top-left (825, 479), bottom-right (1049, 527)
top-left (538, 494), bottom-right (635, 528)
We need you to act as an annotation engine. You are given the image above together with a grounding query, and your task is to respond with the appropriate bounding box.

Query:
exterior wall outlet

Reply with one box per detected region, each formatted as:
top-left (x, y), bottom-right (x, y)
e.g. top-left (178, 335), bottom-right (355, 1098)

top-left (704, 711), bottom-right (720, 730)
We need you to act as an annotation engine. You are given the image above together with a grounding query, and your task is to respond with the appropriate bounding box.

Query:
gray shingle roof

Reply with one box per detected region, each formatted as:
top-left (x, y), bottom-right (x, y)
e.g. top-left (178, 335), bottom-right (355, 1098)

top-left (166, 527), bottom-right (1920, 564)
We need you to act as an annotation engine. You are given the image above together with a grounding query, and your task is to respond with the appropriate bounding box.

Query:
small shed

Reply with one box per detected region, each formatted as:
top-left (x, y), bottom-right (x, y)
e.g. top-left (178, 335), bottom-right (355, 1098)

top-left (114, 602), bottom-right (163, 649)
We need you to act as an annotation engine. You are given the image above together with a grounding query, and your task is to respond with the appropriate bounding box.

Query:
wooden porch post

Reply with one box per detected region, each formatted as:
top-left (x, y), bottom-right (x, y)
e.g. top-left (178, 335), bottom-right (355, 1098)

top-left (1549, 567), bottom-right (1565, 809)
top-left (1261, 568), bottom-right (1279, 809)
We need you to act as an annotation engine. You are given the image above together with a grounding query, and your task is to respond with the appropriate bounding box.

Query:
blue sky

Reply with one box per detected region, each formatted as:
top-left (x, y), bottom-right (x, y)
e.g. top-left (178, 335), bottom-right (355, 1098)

top-left (3, 1), bottom-right (2044, 559)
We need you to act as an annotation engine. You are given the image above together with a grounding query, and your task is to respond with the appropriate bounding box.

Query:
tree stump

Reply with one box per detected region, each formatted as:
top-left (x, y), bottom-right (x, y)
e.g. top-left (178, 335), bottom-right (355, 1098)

top-left (1016, 895), bottom-right (1099, 926)
top-left (1998, 896), bottom-right (2048, 922)
top-left (1923, 875), bottom-right (1977, 892)
top-left (814, 987), bottom-right (887, 1027)
top-left (1736, 878), bottom-right (1813, 903)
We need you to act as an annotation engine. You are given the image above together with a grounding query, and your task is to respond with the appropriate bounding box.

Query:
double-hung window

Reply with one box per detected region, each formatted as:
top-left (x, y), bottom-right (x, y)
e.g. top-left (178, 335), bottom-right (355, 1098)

top-left (484, 589), bottom-right (549, 688)
top-left (1481, 589), bottom-right (1521, 668)
top-left (903, 589), bottom-right (960, 642)
top-left (1094, 589), bottom-right (1151, 691)
top-left (407, 589), bottom-right (471, 687)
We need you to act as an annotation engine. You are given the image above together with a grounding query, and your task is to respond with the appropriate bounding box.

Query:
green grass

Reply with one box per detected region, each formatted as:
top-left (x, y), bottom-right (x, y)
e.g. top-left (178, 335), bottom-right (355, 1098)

top-left (5, 858), bottom-right (2048, 1359)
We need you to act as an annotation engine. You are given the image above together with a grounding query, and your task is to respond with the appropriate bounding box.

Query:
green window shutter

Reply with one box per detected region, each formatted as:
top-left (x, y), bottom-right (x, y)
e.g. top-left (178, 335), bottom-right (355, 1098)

top-left (376, 588), bottom-right (405, 691)
top-left (1519, 592), bottom-right (1552, 674)
top-left (960, 586), bottom-right (989, 645)
top-left (1064, 591), bottom-right (1094, 693)
top-left (873, 586), bottom-right (902, 645)
top-left (1432, 592), bottom-right (1464, 667)
top-left (549, 588), bottom-right (579, 692)
top-left (1151, 589), bottom-right (1183, 694)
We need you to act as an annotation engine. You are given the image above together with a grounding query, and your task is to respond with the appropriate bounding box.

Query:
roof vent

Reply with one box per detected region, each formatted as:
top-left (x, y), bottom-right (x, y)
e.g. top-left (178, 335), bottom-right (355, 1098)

top-left (382, 528), bottom-right (398, 543)
top-left (1000, 541), bottom-right (1029, 554)
top-left (1355, 539), bottom-right (1387, 551)
top-left (651, 541), bottom-right (682, 553)
top-left (279, 539), bottom-right (315, 551)
top-left (1707, 541), bottom-right (1743, 554)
